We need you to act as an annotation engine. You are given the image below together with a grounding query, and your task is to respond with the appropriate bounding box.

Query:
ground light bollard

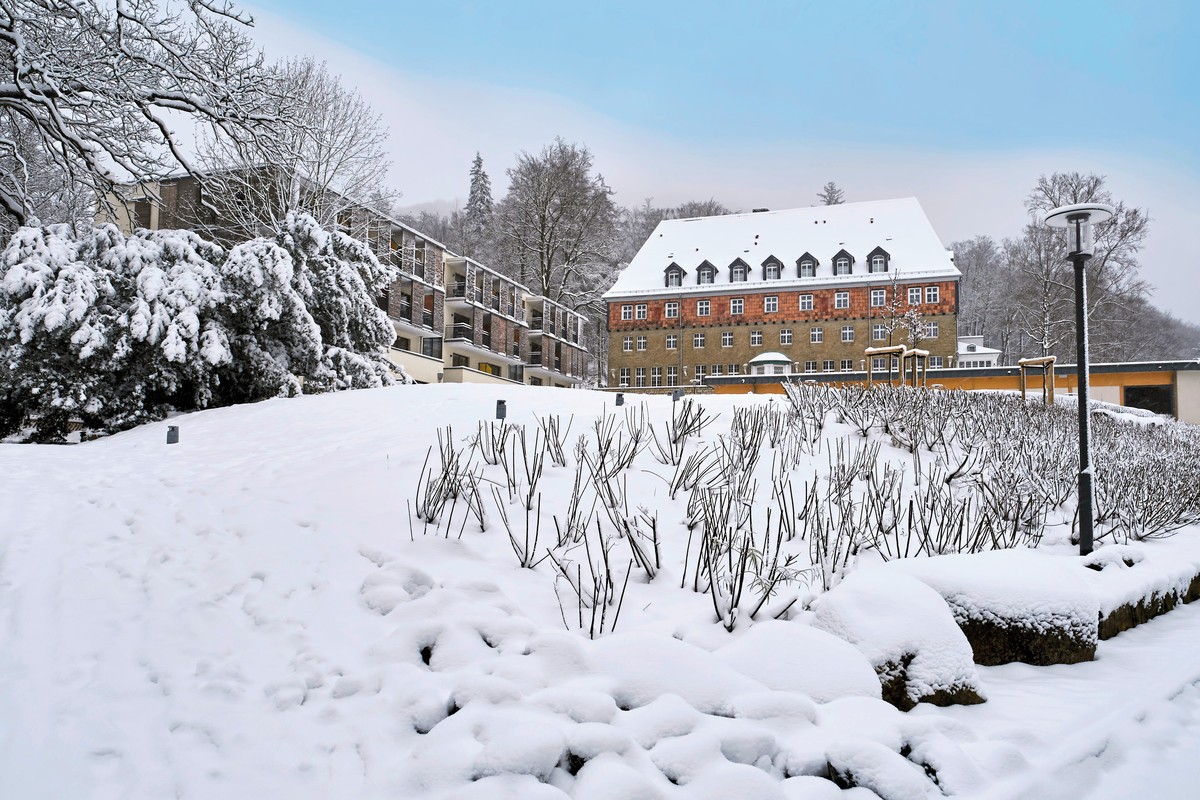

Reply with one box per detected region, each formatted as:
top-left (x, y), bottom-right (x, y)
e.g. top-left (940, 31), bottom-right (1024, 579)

top-left (166, 425), bottom-right (179, 444)
top-left (1043, 202), bottom-right (1115, 556)
top-left (496, 399), bottom-right (506, 421)
top-left (615, 392), bottom-right (624, 406)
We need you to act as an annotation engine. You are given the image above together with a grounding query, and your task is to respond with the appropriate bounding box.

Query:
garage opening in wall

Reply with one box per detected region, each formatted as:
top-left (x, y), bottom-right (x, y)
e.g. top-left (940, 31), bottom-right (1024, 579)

top-left (1123, 384), bottom-right (1175, 417)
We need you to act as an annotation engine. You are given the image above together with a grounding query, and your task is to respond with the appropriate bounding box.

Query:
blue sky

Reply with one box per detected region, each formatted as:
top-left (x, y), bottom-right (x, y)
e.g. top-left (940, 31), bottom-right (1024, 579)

top-left (245, 0), bottom-right (1200, 322)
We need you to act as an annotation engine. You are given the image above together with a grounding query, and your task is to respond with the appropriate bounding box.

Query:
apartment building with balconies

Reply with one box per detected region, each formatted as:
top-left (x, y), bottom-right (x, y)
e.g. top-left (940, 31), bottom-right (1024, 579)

top-left (603, 198), bottom-right (960, 389)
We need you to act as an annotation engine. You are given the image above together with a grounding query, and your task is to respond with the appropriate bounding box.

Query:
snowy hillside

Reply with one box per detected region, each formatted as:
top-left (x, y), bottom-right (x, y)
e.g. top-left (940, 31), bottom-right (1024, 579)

top-left (3, 384), bottom-right (1200, 799)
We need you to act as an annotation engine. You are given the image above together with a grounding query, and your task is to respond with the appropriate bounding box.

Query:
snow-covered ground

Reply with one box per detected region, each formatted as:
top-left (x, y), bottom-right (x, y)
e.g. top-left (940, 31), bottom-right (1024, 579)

top-left (2, 384), bottom-right (1199, 799)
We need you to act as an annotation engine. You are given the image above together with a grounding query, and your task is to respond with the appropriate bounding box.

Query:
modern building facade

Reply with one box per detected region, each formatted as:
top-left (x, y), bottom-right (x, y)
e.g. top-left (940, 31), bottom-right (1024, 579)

top-left (603, 199), bottom-right (960, 389)
top-left (101, 176), bottom-right (588, 388)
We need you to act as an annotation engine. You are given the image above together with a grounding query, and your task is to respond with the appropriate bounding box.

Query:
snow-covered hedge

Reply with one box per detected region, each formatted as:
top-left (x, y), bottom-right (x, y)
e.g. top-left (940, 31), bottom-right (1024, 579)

top-left (0, 213), bottom-right (400, 440)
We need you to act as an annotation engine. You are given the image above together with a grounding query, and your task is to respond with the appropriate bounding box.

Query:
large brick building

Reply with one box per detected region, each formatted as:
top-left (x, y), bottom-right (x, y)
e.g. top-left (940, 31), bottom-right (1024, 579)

top-left (603, 198), bottom-right (960, 388)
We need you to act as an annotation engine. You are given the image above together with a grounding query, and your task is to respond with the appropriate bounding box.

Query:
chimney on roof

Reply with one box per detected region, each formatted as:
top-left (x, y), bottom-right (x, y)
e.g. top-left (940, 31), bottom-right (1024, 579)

top-left (752, 208), bottom-right (769, 213)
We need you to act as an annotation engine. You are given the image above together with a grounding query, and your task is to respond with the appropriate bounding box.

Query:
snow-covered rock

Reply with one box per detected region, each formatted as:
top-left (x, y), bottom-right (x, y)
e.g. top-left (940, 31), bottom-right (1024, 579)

top-left (811, 569), bottom-right (985, 710)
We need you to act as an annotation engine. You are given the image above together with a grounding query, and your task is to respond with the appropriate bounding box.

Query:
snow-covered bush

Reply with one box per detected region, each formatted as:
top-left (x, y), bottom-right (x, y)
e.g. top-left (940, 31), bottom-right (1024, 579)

top-left (0, 217), bottom-right (403, 440)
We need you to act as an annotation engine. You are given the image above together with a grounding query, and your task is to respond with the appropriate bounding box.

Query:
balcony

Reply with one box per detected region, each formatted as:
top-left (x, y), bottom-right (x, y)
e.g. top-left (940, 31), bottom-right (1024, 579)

top-left (445, 323), bottom-right (473, 340)
top-left (422, 309), bottom-right (434, 328)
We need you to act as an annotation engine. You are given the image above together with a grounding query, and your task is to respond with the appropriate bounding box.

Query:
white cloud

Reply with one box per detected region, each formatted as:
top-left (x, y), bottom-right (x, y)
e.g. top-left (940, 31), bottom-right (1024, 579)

top-left (244, 4), bottom-right (1200, 326)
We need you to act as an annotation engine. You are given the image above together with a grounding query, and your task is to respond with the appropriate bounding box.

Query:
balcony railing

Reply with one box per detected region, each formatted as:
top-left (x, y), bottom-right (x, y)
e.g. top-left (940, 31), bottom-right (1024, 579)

top-left (422, 310), bottom-right (434, 329)
top-left (528, 351), bottom-right (542, 365)
top-left (445, 323), bottom-right (473, 340)
top-left (397, 300), bottom-right (413, 318)
top-left (509, 342), bottom-right (520, 357)
top-left (530, 314), bottom-right (544, 331)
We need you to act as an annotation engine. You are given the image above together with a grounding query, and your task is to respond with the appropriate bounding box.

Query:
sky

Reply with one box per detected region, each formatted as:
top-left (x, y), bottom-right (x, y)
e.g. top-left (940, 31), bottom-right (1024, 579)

top-left (242, 0), bottom-right (1200, 325)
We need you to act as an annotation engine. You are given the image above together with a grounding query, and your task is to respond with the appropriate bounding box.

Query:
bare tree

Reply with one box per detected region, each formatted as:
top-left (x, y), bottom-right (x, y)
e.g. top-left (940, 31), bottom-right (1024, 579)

top-left (0, 0), bottom-right (271, 231)
top-left (495, 138), bottom-right (619, 313)
top-left (817, 181), bottom-right (845, 205)
top-left (197, 57), bottom-right (398, 238)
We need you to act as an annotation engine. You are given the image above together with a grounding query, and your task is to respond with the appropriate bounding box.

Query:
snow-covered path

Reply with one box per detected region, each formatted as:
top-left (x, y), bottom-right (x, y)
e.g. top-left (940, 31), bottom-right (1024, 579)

top-left (918, 596), bottom-right (1200, 798)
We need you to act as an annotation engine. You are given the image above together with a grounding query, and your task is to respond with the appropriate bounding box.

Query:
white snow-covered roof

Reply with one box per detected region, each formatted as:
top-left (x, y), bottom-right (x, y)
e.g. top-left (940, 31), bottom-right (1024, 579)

top-left (957, 340), bottom-right (1002, 356)
top-left (604, 197), bottom-right (958, 299)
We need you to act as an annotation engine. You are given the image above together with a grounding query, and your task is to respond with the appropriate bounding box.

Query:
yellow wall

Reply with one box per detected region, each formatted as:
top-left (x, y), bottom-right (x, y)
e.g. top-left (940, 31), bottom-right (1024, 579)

top-left (385, 348), bottom-right (444, 384)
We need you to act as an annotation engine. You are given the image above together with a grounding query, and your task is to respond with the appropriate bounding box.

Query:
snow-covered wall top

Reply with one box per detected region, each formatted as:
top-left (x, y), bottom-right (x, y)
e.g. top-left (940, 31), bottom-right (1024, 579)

top-left (604, 197), bottom-right (960, 299)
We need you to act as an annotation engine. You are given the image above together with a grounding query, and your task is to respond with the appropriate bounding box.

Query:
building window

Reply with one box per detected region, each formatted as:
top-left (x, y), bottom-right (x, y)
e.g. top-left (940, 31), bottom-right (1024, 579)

top-left (799, 294), bottom-right (814, 311)
top-left (800, 259), bottom-right (816, 278)
top-left (871, 357), bottom-right (887, 371)
top-left (665, 301), bottom-right (679, 318)
top-left (666, 334), bottom-right (678, 350)
top-left (841, 325), bottom-right (854, 342)
top-left (710, 364), bottom-right (723, 376)
top-left (780, 329), bottom-right (793, 345)
top-left (823, 359), bottom-right (835, 372)
top-left (929, 356), bottom-right (944, 369)
top-left (871, 255), bottom-right (887, 273)
top-left (651, 366), bottom-right (663, 387)
top-left (619, 367), bottom-right (630, 386)
top-left (731, 264), bottom-right (747, 282)
top-left (908, 287), bottom-right (922, 305)
top-left (872, 323), bottom-right (887, 341)
top-left (635, 304), bottom-right (647, 320)
top-left (835, 257), bottom-right (851, 275)
top-left (635, 367), bottom-right (646, 388)
top-left (765, 262), bottom-right (781, 280)
top-left (925, 321), bottom-right (939, 338)
top-left (623, 336), bottom-right (633, 352)
top-left (666, 270), bottom-right (681, 287)
top-left (926, 286), bottom-right (940, 304)
top-left (810, 327), bottom-right (824, 344)
top-left (621, 304), bottom-right (632, 320)
top-left (840, 359), bottom-right (854, 371)
top-left (698, 266), bottom-right (715, 284)
top-left (764, 295), bottom-right (778, 313)
top-left (729, 363), bottom-right (740, 375)
top-left (697, 300), bottom-right (710, 316)
top-left (721, 331), bottom-right (734, 347)
top-left (804, 360), bottom-right (817, 373)
top-left (834, 291), bottom-right (849, 310)
top-left (666, 365), bottom-right (678, 386)
top-left (637, 335), bottom-right (647, 351)
top-left (750, 330), bottom-right (763, 346)
top-left (730, 298), bottom-right (744, 315)
top-left (693, 333), bottom-right (705, 348)
top-left (694, 365), bottom-right (707, 382)
top-left (871, 289), bottom-right (886, 307)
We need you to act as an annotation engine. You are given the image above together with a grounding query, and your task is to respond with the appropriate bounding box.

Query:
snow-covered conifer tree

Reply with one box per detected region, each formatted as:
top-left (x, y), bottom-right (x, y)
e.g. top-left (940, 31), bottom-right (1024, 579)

top-left (276, 211), bottom-right (398, 391)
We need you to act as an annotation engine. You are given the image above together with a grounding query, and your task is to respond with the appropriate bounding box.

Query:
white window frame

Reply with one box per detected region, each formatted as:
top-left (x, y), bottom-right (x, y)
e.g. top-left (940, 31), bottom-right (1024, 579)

top-left (730, 298), bottom-right (744, 315)
top-left (925, 321), bottom-right (939, 339)
top-left (634, 367), bottom-right (646, 388)
top-left (841, 325), bottom-right (854, 342)
top-left (721, 331), bottom-right (734, 347)
top-left (666, 270), bottom-right (681, 287)
top-left (800, 260), bottom-right (816, 278)
top-left (697, 299), bottom-right (710, 316)
top-left (870, 289), bottom-right (886, 308)
top-left (699, 268), bottom-right (714, 285)
top-left (926, 286), bottom-right (940, 304)
top-left (666, 333), bottom-right (678, 350)
top-left (871, 255), bottom-right (886, 273)
top-left (835, 257), bottom-right (851, 275)
top-left (929, 356), bottom-right (944, 369)
top-left (732, 264), bottom-right (747, 282)
top-left (619, 367), bottom-right (630, 386)
top-left (908, 287), bottom-right (922, 305)
top-left (780, 329), bottom-right (793, 345)
top-left (651, 366), bottom-right (663, 387)
top-left (636, 335), bottom-right (647, 351)
top-left (823, 359), bottom-right (835, 372)
top-left (840, 359), bottom-right (854, 372)
top-left (834, 291), bottom-right (849, 310)
top-left (799, 293), bottom-right (814, 311)
top-left (621, 304), bottom-right (632, 320)
top-left (804, 360), bottom-right (817, 373)
top-left (872, 323), bottom-right (887, 341)
top-left (810, 327), bottom-right (824, 344)
top-left (765, 262), bottom-right (781, 280)
top-left (635, 303), bottom-right (647, 320)
top-left (622, 336), bottom-right (633, 352)
top-left (750, 330), bottom-right (763, 346)
top-left (666, 365), bottom-right (678, 386)
top-left (665, 301), bottom-right (679, 318)
top-left (693, 333), bottom-right (705, 348)
top-left (764, 295), bottom-right (778, 313)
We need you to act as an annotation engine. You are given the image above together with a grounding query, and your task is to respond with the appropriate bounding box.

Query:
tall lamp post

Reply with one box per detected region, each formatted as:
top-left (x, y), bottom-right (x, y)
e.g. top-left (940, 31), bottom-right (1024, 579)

top-left (1043, 202), bottom-right (1115, 556)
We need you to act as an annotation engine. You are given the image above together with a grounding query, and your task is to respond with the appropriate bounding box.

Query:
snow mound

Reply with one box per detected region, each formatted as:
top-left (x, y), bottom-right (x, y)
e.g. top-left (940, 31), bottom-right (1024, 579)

top-left (826, 738), bottom-right (934, 800)
top-left (716, 619), bottom-right (882, 703)
top-left (812, 569), bottom-right (985, 710)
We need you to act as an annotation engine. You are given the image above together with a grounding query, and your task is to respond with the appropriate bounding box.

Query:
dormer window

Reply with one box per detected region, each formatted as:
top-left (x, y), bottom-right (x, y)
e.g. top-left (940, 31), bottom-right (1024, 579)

top-left (967, 344), bottom-right (977, 352)
top-left (663, 262), bottom-right (686, 288)
top-left (832, 249), bottom-right (854, 276)
top-left (797, 252), bottom-right (819, 278)
top-left (762, 256), bottom-right (783, 281)
top-left (697, 261), bottom-right (716, 285)
top-left (866, 246), bottom-right (891, 274)
top-left (729, 258), bottom-right (749, 282)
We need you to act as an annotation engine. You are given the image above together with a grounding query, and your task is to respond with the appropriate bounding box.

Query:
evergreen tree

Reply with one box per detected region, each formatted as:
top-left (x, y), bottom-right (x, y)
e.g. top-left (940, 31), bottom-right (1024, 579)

top-left (463, 153), bottom-right (495, 263)
top-left (818, 182), bottom-right (845, 205)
